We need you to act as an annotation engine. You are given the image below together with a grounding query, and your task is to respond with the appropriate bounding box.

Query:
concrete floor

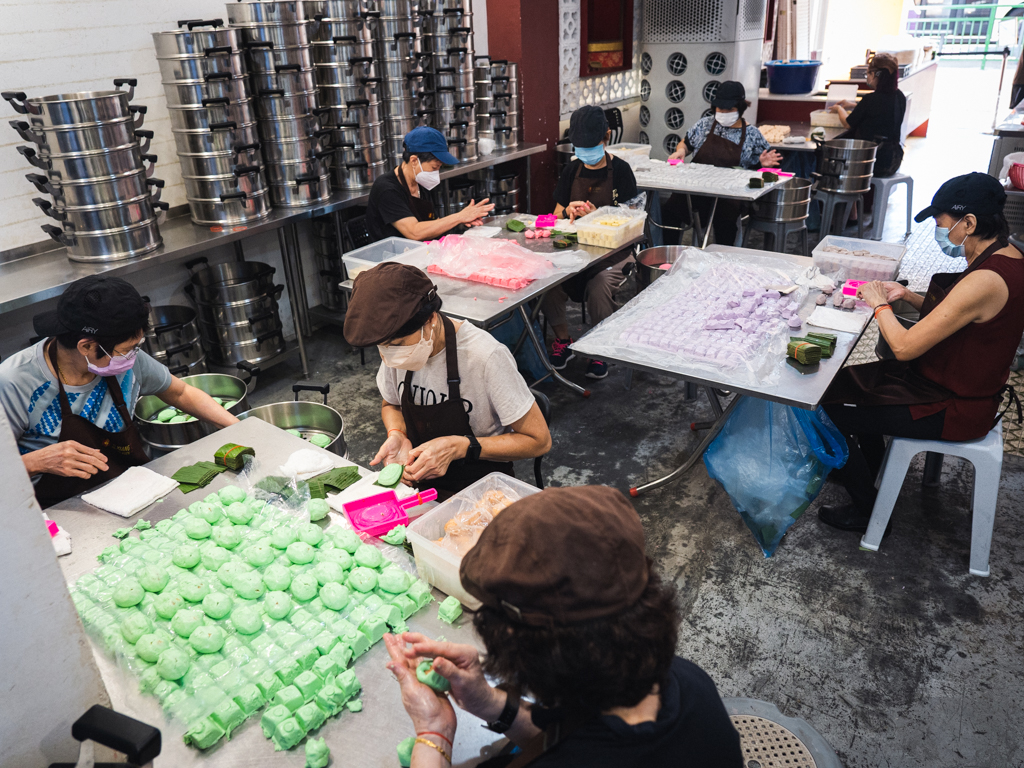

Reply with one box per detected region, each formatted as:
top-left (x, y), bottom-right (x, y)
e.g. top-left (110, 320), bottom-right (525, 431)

top-left (241, 63), bottom-right (1024, 767)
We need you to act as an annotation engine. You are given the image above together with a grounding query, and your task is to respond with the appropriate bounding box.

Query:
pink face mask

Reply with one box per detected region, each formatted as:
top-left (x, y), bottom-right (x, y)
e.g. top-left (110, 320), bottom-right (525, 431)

top-left (85, 343), bottom-right (138, 376)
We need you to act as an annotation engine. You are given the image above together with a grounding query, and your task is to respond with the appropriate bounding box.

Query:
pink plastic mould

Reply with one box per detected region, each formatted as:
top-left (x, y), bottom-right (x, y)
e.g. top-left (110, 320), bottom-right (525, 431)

top-left (668, 158), bottom-right (683, 166)
top-left (841, 280), bottom-right (868, 297)
top-left (534, 214), bottom-right (557, 228)
top-left (342, 488), bottom-right (438, 537)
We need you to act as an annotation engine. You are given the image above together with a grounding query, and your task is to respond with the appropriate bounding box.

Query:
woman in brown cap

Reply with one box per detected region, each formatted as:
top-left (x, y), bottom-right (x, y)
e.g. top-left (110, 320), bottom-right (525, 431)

top-left (383, 486), bottom-right (743, 767)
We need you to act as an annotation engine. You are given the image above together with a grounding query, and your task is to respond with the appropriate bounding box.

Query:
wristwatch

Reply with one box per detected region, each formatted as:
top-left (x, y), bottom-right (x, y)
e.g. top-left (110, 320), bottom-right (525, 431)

top-left (485, 689), bottom-right (521, 733)
top-left (465, 434), bottom-right (482, 462)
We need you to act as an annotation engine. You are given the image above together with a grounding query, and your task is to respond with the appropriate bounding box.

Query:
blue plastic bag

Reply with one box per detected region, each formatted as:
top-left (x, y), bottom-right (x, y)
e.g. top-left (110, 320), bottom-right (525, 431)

top-left (703, 398), bottom-right (848, 556)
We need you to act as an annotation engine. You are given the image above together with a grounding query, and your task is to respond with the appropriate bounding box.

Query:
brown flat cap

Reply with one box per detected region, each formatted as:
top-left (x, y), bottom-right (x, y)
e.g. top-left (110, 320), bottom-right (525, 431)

top-left (460, 486), bottom-right (648, 626)
top-left (343, 262), bottom-right (436, 347)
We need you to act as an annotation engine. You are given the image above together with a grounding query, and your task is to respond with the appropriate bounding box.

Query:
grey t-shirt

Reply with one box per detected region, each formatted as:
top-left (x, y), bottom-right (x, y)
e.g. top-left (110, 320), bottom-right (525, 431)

top-left (0, 339), bottom-right (173, 456)
top-left (376, 321), bottom-right (536, 437)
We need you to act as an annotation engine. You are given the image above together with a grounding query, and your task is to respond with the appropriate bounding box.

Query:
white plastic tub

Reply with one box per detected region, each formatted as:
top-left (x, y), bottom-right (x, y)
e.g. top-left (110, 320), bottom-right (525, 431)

top-left (341, 236), bottom-right (427, 279)
top-left (812, 235), bottom-right (906, 282)
top-left (575, 205), bottom-right (648, 249)
top-left (607, 142), bottom-right (653, 166)
top-left (406, 473), bottom-right (539, 609)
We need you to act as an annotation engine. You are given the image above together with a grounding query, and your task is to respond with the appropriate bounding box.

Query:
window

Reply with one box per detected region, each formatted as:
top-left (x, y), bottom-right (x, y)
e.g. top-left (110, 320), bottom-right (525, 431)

top-left (580, 0), bottom-right (635, 78)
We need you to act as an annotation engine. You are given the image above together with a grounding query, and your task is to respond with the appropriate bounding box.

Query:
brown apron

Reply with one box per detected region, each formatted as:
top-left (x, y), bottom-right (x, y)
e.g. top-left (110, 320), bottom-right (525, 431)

top-left (400, 316), bottom-right (514, 497)
top-left (564, 153), bottom-right (625, 303)
top-left (692, 120), bottom-right (746, 168)
top-left (34, 341), bottom-right (150, 508)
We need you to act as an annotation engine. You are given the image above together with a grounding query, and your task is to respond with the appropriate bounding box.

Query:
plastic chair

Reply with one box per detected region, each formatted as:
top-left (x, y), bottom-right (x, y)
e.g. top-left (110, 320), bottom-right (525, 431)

top-left (815, 189), bottom-right (865, 238)
top-left (742, 218), bottom-right (810, 256)
top-left (530, 387), bottom-right (552, 488)
top-left (869, 172), bottom-right (914, 240)
top-left (861, 421), bottom-right (1004, 576)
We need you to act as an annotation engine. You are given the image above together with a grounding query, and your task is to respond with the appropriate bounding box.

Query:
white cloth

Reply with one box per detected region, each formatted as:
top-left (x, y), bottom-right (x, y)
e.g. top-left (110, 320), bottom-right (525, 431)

top-left (280, 448), bottom-right (335, 480)
top-left (806, 306), bottom-right (870, 334)
top-left (81, 466), bottom-right (178, 518)
top-left (462, 226), bottom-right (502, 238)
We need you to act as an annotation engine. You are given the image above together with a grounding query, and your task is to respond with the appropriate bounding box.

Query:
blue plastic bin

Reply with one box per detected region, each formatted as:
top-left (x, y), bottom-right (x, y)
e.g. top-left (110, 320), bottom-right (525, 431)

top-left (765, 60), bottom-right (822, 94)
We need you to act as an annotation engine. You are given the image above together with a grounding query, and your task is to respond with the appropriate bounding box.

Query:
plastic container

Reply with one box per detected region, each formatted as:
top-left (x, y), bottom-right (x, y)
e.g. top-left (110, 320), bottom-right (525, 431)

top-left (574, 205), bottom-right (648, 249)
top-left (406, 473), bottom-right (539, 608)
top-left (1009, 162), bottom-right (1024, 191)
top-left (812, 235), bottom-right (906, 282)
top-left (341, 236), bottom-right (428, 279)
top-left (765, 60), bottom-right (822, 94)
top-left (810, 109), bottom-right (844, 128)
top-left (607, 142), bottom-right (653, 165)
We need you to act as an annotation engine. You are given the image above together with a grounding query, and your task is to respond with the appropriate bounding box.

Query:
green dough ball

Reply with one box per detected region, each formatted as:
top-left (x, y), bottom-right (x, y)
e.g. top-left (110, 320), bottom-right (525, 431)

top-left (155, 647), bottom-right (190, 681)
top-left (184, 518), bottom-right (213, 540)
top-left (331, 528), bottom-right (362, 554)
top-left (113, 578), bottom-right (144, 608)
top-left (211, 525), bottom-right (242, 550)
top-left (270, 526), bottom-right (298, 550)
top-left (178, 574), bottom-right (211, 603)
top-left (212, 397), bottom-right (224, 405)
top-left (397, 736), bottom-right (415, 767)
top-left (200, 545), bottom-right (231, 571)
top-left (320, 548), bottom-right (353, 570)
top-left (217, 560), bottom-right (245, 587)
top-left (120, 612), bottom-right (153, 644)
top-left (354, 544), bottom-right (383, 569)
top-left (225, 502), bottom-right (254, 526)
top-left (218, 486), bottom-right (247, 505)
top-left (137, 565), bottom-right (169, 593)
top-left (297, 523), bottom-right (324, 547)
top-left (231, 604), bottom-right (263, 635)
top-left (172, 544), bottom-right (201, 569)
top-left (136, 633), bottom-right (170, 663)
top-left (203, 592), bottom-right (233, 620)
top-left (262, 563), bottom-right (292, 591)
top-left (319, 582), bottom-right (351, 611)
top-left (286, 541), bottom-right (316, 565)
top-left (309, 433), bottom-right (332, 448)
top-left (306, 736), bottom-right (330, 768)
top-left (290, 573), bottom-right (319, 602)
top-left (234, 571), bottom-right (266, 600)
top-left (381, 525), bottom-right (407, 546)
top-left (378, 568), bottom-right (411, 594)
top-left (157, 408), bottom-right (177, 423)
top-left (169, 415), bottom-right (188, 424)
top-left (347, 567), bottom-right (378, 593)
top-left (286, 429), bottom-right (302, 438)
top-left (264, 591), bottom-right (292, 620)
top-left (308, 498), bottom-right (330, 522)
top-left (246, 542), bottom-right (276, 568)
top-left (171, 608), bottom-right (205, 638)
top-left (376, 463), bottom-right (404, 487)
top-left (224, 400), bottom-right (238, 409)
top-left (416, 659), bottom-right (451, 692)
top-left (192, 502), bottom-right (223, 525)
top-left (190, 625), bottom-right (226, 654)
top-left (438, 595), bottom-right (463, 624)
top-left (312, 561), bottom-right (345, 586)
top-left (154, 591), bottom-right (185, 620)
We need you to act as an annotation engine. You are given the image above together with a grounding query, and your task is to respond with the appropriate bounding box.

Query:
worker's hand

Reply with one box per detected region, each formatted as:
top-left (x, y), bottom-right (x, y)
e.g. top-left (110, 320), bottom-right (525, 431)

top-left (759, 149), bottom-right (783, 168)
top-left (881, 281), bottom-right (909, 304)
top-left (460, 198), bottom-right (495, 225)
top-left (857, 280), bottom-right (889, 308)
top-left (370, 432), bottom-right (412, 468)
top-left (403, 435), bottom-right (468, 484)
top-left (23, 441), bottom-right (109, 479)
top-left (400, 633), bottom-right (505, 722)
top-left (384, 633), bottom-right (457, 742)
top-left (464, 217), bottom-right (486, 228)
top-left (565, 200), bottom-right (595, 222)
top-left (668, 145), bottom-right (687, 161)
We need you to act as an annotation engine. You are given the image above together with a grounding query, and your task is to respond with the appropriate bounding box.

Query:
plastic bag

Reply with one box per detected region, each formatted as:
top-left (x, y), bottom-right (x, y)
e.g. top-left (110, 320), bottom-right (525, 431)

top-left (703, 398), bottom-right (848, 556)
top-left (423, 234), bottom-right (561, 289)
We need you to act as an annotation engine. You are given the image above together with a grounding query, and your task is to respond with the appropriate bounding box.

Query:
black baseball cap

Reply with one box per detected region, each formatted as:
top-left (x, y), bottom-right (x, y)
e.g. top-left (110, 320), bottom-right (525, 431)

top-left (567, 105), bottom-right (609, 148)
top-left (34, 275), bottom-right (149, 339)
top-left (915, 172), bottom-right (1007, 222)
top-left (711, 81), bottom-right (746, 109)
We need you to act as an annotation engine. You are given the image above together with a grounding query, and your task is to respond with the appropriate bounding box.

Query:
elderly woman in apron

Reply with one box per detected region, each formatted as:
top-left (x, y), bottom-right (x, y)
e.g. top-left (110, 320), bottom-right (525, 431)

top-left (819, 173), bottom-right (1024, 533)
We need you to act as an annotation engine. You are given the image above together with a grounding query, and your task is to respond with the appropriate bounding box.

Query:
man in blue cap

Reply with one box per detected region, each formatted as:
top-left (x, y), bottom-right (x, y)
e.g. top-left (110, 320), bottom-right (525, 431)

top-left (365, 126), bottom-right (494, 241)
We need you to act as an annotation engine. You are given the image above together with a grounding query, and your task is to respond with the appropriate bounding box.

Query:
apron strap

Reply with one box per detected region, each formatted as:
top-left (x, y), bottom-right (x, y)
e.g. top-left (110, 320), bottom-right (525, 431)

top-left (401, 316), bottom-right (462, 409)
top-left (47, 340), bottom-right (76, 418)
top-left (104, 371), bottom-right (137, 427)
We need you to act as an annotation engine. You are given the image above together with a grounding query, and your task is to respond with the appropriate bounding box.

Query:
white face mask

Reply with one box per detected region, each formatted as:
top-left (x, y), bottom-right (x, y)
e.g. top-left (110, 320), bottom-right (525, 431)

top-left (378, 319), bottom-right (435, 371)
top-left (414, 157), bottom-right (441, 191)
top-left (715, 111), bottom-right (739, 127)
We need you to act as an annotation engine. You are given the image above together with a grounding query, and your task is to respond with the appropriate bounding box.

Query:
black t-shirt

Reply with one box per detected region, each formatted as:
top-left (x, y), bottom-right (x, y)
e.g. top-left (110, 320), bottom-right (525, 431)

top-left (553, 155), bottom-right (638, 209)
top-left (479, 657), bottom-right (743, 768)
top-left (846, 90), bottom-right (907, 142)
top-left (365, 167), bottom-right (439, 241)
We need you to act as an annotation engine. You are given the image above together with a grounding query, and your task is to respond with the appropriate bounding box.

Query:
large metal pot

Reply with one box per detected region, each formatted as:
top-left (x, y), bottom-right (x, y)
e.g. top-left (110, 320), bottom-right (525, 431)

top-left (488, 59), bottom-right (517, 78)
top-left (167, 101), bottom-right (258, 131)
top-left (176, 144), bottom-right (262, 176)
top-left (385, 114), bottom-right (423, 136)
top-left (257, 114), bottom-right (321, 141)
top-left (205, 328), bottom-right (286, 365)
top-left (182, 167), bottom-right (267, 199)
top-left (314, 58), bottom-right (377, 87)
top-left (435, 67), bottom-right (473, 90)
top-left (317, 78), bottom-right (384, 105)
top-left (332, 141), bottom-right (385, 165)
top-left (814, 139), bottom-right (877, 194)
top-left (237, 382), bottom-right (347, 457)
top-left (475, 93), bottom-right (515, 116)
top-left (2, 81), bottom-right (136, 127)
top-left (18, 143), bottom-right (157, 182)
top-left (490, 188), bottom-right (518, 211)
top-left (263, 153), bottom-right (333, 183)
top-left (379, 31), bottom-right (424, 60)
top-left (162, 76), bottom-right (253, 106)
top-left (636, 246), bottom-right (686, 289)
top-left (446, 137), bottom-right (476, 163)
top-left (11, 113), bottom-right (147, 154)
top-left (197, 314), bottom-right (282, 346)
top-left (308, 16), bottom-right (377, 43)
top-left (317, 99), bottom-right (384, 126)
top-left (480, 109), bottom-right (517, 131)
top-left (328, 120), bottom-right (384, 146)
top-left (269, 173), bottom-right (332, 206)
top-left (152, 21), bottom-right (242, 57)
top-left (475, 75), bottom-right (517, 101)
top-left (261, 133), bottom-right (330, 162)
top-left (254, 89), bottom-right (319, 118)
top-left (193, 288), bottom-right (283, 326)
top-left (311, 38), bottom-right (375, 65)
top-left (377, 55), bottom-right (424, 80)
top-left (377, 0), bottom-right (417, 15)
top-left (435, 48), bottom-right (472, 70)
top-left (385, 73), bottom-right (428, 99)
top-left (751, 177), bottom-right (812, 222)
top-left (144, 304), bottom-right (202, 354)
top-left (245, 42), bottom-right (314, 73)
top-left (491, 125), bottom-right (517, 150)
top-left (377, 15), bottom-right (418, 37)
top-left (446, 119), bottom-right (476, 143)
top-left (438, 102), bottom-right (474, 127)
top-left (26, 169), bottom-right (160, 207)
top-left (172, 121), bottom-right (260, 153)
top-left (158, 52), bottom-right (247, 82)
top-left (227, 0), bottom-right (307, 26)
top-left (235, 21), bottom-right (311, 48)
top-left (186, 258), bottom-right (277, 304)
top-left (434, 10), bottom-right (470, 36)
top-left (331, 159), bottom-right (386, 189)
top-left (41, 218), bottom-right (162, 263)
top-left (251, 67), bottom-right (317, 94)
top-left (187, 189), bottom-right (273, 226)
top-left (34, 194), bottom-right (164, 232)
top-left (303, 0), bottom-right (371, 18)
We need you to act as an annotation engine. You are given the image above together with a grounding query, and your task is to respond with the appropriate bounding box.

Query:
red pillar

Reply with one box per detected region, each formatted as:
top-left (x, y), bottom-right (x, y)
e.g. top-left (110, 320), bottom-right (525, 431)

top-left (487, 0), bottom-right (560, 214)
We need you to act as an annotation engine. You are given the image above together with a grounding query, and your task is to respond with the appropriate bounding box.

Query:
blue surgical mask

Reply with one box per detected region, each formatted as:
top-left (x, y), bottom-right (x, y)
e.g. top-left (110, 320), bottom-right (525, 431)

top-left (574, 145), bottom-right (605, 166)
top-left (935, 216), bottom-right (967, 258)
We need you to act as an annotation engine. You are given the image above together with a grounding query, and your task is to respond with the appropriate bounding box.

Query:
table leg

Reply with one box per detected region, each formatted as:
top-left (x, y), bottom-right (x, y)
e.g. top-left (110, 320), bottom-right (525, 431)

top-left (526, 156), bottom-right (532, 215)
top-left (629, 388), bottom-right (741, 496)
top-left (278, 227), bottom-right (310, 377)
top-left (517, 305), bottom-right (590, 397)
top-left (701, 197), bottom-right (720, 249)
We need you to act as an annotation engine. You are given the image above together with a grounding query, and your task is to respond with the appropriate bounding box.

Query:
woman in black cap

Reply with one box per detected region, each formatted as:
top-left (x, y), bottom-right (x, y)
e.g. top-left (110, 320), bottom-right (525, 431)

top-left (0, 275), bottom-right (238, 507)
top-left (662, 80), bottom-right (782, 247)
top-left (819, 173), bottom-right (1024, 533)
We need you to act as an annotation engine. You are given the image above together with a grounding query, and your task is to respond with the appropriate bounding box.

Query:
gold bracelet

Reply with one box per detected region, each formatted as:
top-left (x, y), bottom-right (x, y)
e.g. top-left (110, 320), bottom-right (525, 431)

top-left (414, 737), bottom-right (451, 763)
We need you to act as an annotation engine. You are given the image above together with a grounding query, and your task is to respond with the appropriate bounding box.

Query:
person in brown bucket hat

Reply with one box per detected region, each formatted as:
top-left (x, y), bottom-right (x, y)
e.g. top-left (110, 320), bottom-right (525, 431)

top-left (344, 262), bottom-right (550, 498)
top-left (383, 486), bottom-right (743, 767)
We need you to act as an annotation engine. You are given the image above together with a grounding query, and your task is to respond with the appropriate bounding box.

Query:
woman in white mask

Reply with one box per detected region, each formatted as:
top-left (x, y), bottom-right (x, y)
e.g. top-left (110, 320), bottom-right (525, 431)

top-left (344, 263), bottom-right (551, 498)
top-left (364, 126), bottom-right (495, 242)
top-left (818, 173), bottom-right (1024, 535)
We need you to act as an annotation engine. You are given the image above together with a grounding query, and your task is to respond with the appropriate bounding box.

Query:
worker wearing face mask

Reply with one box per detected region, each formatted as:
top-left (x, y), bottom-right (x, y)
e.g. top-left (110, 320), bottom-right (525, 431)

top-left (364, 126), bottom-right (494, 242)
top-left (818, 173), bottom-right (1024, 535)
top-left (344, 263), bottom-right (551, 497)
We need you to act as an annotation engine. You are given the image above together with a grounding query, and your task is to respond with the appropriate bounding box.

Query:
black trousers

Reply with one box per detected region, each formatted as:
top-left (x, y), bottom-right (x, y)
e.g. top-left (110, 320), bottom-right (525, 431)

top-left (823, 403), bottom-right (946, 515)
top-left (661, 193), bottom-right (742, 247)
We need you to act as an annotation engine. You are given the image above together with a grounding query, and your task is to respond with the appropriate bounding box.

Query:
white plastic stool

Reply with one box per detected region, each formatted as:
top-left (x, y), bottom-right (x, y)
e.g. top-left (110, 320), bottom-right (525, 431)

top-left (860, 421), bottom-right (1004, 576)
top-left (869, 172), bottom-right (914, 241)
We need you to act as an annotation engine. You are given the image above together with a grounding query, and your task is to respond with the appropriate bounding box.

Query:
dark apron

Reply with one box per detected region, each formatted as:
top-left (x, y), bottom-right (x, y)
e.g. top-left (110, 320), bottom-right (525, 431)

top-left (35, 341), bottom-right (150, 508)
top-left (692, 120), bottom-right (746, 168)
top-left (822, 240), bottom-right (1005, 409)
top-left (564, 154), bottom-right (623, 303)
top-left (400, 316), bottom-right (514, 497)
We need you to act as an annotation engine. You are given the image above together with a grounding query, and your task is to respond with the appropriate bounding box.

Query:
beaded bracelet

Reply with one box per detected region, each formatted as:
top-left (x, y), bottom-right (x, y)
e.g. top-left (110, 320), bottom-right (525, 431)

top-left (414, 737), bottom-right (451, 763)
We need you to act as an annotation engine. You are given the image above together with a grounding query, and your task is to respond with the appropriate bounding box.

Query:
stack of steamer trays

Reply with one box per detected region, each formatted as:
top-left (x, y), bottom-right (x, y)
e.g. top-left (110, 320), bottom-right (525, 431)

top-left (228, 0), bottom-right (332, 207)
top-left (305, 0), bottom-right (389, 189)
top-left (4, 81), bottom-right (167, 262)
top-left (422, 0), bottom-right (478, 163)
top-left (468, 162), bottom-right (519, 214)
top-left (475, 57), bottom-right (519, 152)
top-left (154, 20), bottom-right (272, 227)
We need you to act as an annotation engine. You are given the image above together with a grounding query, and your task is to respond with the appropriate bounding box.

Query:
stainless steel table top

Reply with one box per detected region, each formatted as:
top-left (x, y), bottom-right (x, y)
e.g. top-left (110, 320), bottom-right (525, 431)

top-left (763, 122), bottom-right (846, 152)
top-left (47, 418), bottom-right (503, 767)
top-left (572, 245), bottom-right (868, 410)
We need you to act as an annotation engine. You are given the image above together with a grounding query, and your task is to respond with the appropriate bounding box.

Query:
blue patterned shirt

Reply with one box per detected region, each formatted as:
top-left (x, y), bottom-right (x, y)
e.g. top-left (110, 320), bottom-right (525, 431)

top-left (684, 116), bottom-right (771, 170)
